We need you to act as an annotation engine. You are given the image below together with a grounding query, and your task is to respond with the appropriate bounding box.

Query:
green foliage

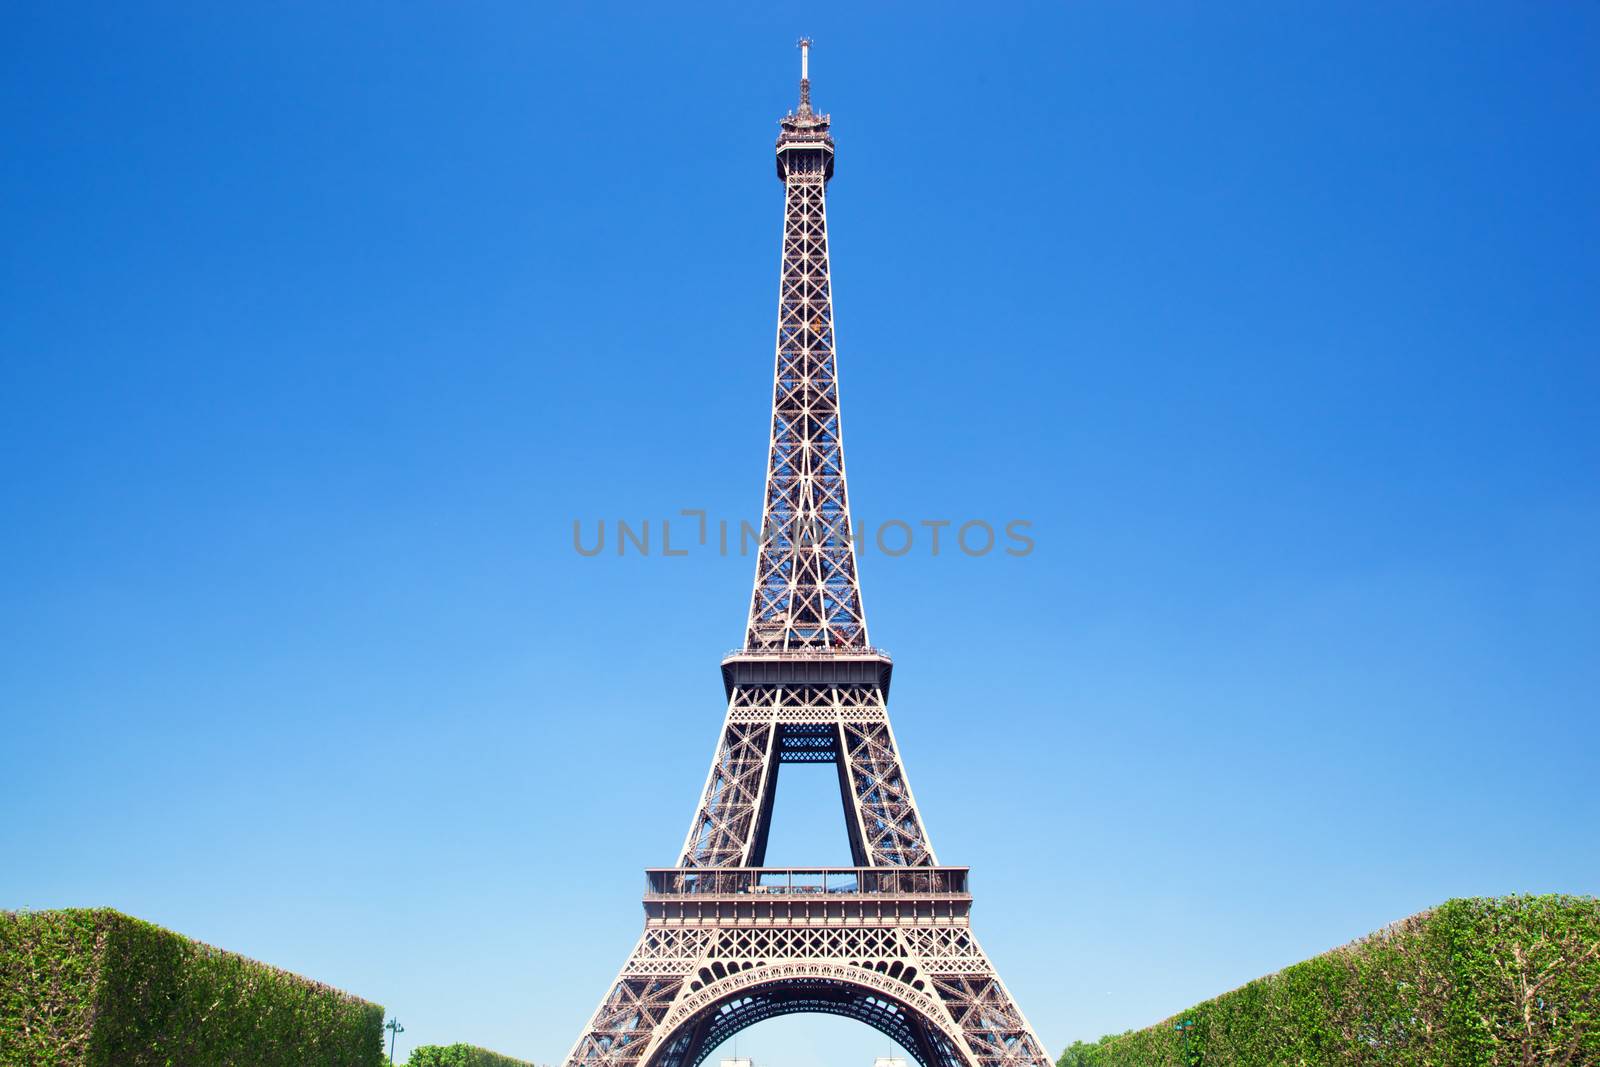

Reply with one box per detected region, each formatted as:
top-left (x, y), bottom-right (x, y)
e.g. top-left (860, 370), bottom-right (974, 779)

top-left (0, 908), bottom-right (384, 1067)
top-left (405, 1043), bottom-right (538, 1067)
top-left (0, 909), bottom-right (104, 1064)
top-left (1060, 895), bottom-right (1600, 1067)
top-left (1057, 1034), bottom-right (1120, 1067)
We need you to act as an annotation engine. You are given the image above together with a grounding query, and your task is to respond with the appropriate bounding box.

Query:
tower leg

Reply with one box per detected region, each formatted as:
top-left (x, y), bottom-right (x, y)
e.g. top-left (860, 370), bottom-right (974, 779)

top-left (836, 688), bottom-right (936, 868)
top-left (678, 712), bottom-right (777, 868)
top-left (678, 684), bottom-right (938, 869)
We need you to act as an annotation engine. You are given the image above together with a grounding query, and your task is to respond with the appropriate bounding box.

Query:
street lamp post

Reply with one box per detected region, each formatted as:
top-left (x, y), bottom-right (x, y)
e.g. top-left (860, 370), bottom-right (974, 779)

top-left (1173, 1017), bottom-right (1195, 1066)
top-left (385, 1017), bottom-right (405, 1066)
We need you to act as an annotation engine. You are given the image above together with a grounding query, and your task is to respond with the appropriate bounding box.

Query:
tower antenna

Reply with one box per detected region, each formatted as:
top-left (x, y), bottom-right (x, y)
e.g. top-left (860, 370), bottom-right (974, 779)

top-left (797, 37), bottom-right (812, 113)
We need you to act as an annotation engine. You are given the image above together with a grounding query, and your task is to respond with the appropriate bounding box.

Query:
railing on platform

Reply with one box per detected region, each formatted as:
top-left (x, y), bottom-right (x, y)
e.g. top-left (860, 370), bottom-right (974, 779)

top-left (645, 866), bottom-right (967, 899)
top-left (722, 647), bottom-right (893, 662)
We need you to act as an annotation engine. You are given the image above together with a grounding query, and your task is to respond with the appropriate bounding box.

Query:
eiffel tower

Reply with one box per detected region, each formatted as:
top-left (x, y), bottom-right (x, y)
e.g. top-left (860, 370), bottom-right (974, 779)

top-left (563, 41), bottom-right (1051, 1067)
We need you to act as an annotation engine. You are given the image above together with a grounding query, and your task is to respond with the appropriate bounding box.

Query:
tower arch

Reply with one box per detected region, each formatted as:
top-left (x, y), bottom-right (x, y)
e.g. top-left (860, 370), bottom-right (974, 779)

top-left (645, 965), bottom-right (970, 1067)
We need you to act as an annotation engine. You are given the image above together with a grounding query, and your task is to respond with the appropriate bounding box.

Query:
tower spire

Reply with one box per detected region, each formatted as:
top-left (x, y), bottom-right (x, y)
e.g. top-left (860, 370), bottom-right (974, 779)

top-left (777, 38), bottom-right (831, 177)
top-left (798, 37), bottom-right (812, 113)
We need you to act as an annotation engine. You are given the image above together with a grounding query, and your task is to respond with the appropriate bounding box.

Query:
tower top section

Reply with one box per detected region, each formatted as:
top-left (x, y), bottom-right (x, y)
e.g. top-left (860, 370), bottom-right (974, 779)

top-left (777, 38), bottom-right (833, 181)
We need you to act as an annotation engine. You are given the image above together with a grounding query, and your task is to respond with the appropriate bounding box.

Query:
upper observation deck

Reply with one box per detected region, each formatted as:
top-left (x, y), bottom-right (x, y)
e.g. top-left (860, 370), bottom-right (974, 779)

top-left (775, 37), bottom-right (834, 181)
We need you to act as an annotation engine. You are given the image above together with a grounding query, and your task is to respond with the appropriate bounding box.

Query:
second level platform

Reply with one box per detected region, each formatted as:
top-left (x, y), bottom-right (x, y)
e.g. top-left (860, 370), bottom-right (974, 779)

top-left (642, 866), bottom-right (971, 926)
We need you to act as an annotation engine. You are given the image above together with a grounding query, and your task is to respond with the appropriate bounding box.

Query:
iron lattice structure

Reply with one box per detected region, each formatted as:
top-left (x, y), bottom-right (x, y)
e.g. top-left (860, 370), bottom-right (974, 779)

top-left (564, 42), bottom-right (1051, 1067)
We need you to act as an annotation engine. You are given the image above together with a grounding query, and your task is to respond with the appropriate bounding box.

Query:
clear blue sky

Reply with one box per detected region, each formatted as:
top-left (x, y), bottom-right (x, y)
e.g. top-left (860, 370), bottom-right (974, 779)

top-left (3, 4), bottom-right (1597, 1064)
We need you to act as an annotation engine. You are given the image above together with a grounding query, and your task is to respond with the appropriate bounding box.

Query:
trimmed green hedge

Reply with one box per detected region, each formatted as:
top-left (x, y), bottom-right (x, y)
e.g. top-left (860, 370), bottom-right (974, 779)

top-left (0, 908), bottom-right (384, 1066)
top-left (1059, 895), bottom-right (1600, 1067)
top-left (405, 1044), bottom-right (538, 1067)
